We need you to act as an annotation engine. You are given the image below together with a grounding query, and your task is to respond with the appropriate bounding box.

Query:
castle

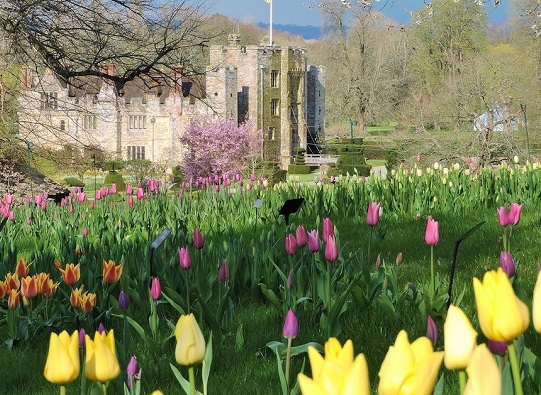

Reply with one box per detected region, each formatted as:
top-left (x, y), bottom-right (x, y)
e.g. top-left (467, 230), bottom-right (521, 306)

top-left (16, 34), bottom-right (325, 170)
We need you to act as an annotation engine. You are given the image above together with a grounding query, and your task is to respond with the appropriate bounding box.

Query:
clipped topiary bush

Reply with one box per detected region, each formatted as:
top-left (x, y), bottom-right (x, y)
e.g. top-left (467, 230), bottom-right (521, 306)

top-left (64, 177), bottom-right (85, 188)
top-left (103, 161), bottom-right (124, 172)
top-left (103, 171), bottom-right (126, 192)
top-left (288, 164), bottom-right (312, 174)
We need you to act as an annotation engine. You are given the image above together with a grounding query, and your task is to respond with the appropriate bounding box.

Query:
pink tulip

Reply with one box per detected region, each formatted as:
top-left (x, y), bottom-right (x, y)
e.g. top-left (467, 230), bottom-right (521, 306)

top-left (126, 184), bottom-right (133, 195)
top-left (296, 225), bottom-right (307, 248)
top-left (425, 216), bottom-right (439, 245)
top-left (40, 201), bottom-right (46, 210)
top-left (78, 192), bottom-right (86, 202)
top-left (426, 315), bottom-right (438, 345)
top-left (110, 183), bottom-right (117, 194)
top-left (322, 217), bottom-right (334, 243)
top-left (324, 235), bottom-right (338, 262)
top-left (150, 277), bottom-right (161, 300)
top-left (508, 202), bottom-right (524, 226)
top-left (8, 211), bottom-right (14, 221)
top-left (83, 227), bottom-right (88, 237)
top-left (330, 176), bottom-right (335, 183)
top-left (499, 251), bottom-right (515, 277)
top-left (193, 228), bottom-right (204, 250)
top-left (366, 202), bottom-right (381, 226)
top-left (307, 230), bottom-right (319, 253)
top-left (90, 201), bottom-right (95, 209)
top-left (285, 234), bottom-right (297, 256)
top-left (69, 205), bottom-right (74, 214)
top-left (218, 259), bottom-right (229, 283)
top-left (282, 308), bottom-right (299, 339)
top-left (178, 247), bottom-right (191, 270)
top-left (128, 195), bottom-right (134, 209)
top-left (95, 190), bottom-right (102, 200)
top-left (26, 218), bottom-right (31, 225)
top-left (136, 187), bottom-right (145, 200)
top-left (416, 154), bottom-right (421, 162)
top-left (178, 189), bottom-right (183, 199)
top-left (4, 194), bottom-right (13, 206)
top-left (497, 206), bottom-right (509, 227)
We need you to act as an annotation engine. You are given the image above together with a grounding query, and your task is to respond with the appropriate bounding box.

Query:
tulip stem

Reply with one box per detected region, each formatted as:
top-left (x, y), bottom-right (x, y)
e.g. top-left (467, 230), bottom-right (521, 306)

top-left (285, 337), bottom-right (292, 390)
top-left (508, 342), bottom-right (524, 395)
top-left (312, 254), bottom-right (317, 310)
top-left (327, 261), bottom-right (333, 311)
top-left (508, 227), bottom-right (513, 253)
top-left (189, 366), bottom-right (196, 395)
top-left (430, 245), bottom-right (435, 296)
top-left (185, 271), bottom-right (190, 314)
top-left (101, 383), bottom-right (107, 395)
top-left (59, 385), bottom-right (66, 395)
top-left (367, 226), bottom-right (373, 274)
top-left (458, 370), bottom-right (466, 395)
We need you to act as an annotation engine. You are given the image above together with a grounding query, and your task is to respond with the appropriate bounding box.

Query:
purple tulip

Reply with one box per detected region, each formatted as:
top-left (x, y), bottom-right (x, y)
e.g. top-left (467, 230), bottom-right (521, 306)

top-left (425, 216), bottom-right (439, 245)
top-left (499, 251), bottom-right (516, 277)
top-left (78, 328), bottom-right (86, 349)
top-left (118, 291), bottom-right (129, 311)
top-left (218, 259), bottom-right (230, 283)
top-left (282, 309), bottom-right (299, 339)
top-left (426, 315), bottom-right (438, 345)
top-left (193, 228), bottom-right (205, 250)
top-left (322, 218), bottom-right (334, 243)
top-left (487, 339), bottom-right (508, 356)
top-left (296, 225), bottom-right (307, 248)
top-left (178, 247), bottom-right (191, 270)
top-left (285, 234), bottom-right (297, 256)
top-left (97, 322), bottom-right (106, 334)
top-left (324, 235), bottom-right (338, 262)
top-left (366, 202), bottom-right (381, 226)
top-left (126, 355), bottom-right (141, 388)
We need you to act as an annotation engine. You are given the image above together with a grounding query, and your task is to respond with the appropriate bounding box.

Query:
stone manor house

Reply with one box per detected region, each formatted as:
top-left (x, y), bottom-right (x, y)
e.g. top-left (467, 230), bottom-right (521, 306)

top-left (17, 34), bottom-right (325, 170)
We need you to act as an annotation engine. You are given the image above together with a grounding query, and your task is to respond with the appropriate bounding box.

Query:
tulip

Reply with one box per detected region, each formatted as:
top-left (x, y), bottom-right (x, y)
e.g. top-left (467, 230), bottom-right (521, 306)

top-left (21, 276), bottom-right (38, 298)
top-left (110, 183), bottom-right (117, 194)
top-left (322, 217), bottom-right (334, 243)
top-left (193, 228), bottom-right (204, 250)
top-left (218, 260), bottom-right (229, 283)
top-left (98, 322), bottom-right (106, 334)
top-left (396, 252), bottom-right (403, 265)
top-left (70, 287), bottom-right (84, 307)
top-left (426, 315), bottom-right (438, 346)
top-left (282, 308), bottom-right (299, 339)
top-left (366, 202), bottom-right (381, 226)
top-left (307, 229), bottom-right (319, 253)
top-left (532, 270), bottom-right (541, 333)
top-left (285, 234), bottom-right (297, 255)
top-left (178, 247), bottom-right (192, 270)
top-left (296, 225), bottom-right (307, 247)
top-left (150, 277), bottom-right (161, 300)
top-left (7, 289), bottom-right (20, 310)
top-left (15, 258), bottom-right (30, 277)
top-left (128, 195), bottom-right (134, 208)
top-left (175, 314), bottom-right (206, 366)
top-left (497, 206), bottom-right (509, 227)
top-left (79, 328), bottom-right (86, 348)
top-left (43, 330), bottom-right (80, 385)
top-left (487, 339), bottom-right (507, 356)
top-left (473, 268), bottom-right (529, 342)
top-left (378, 330), bottom-right (444, 395)
top-left (5, 272), bottom-right (19, 290)
top-left (126, 183), bottom-right (133, 195)
top-left (416, 154), bottom-right (421, 162)
top-left (508, 202), bottom-right (524, 226)
top-left (79, 292), bottom-right (97, 313)
top-left (499, 251), bottom-right (515, 277)
top-left (82, 227), bottom-right (88, 236)
top-left (58, 263), bottom-right (80, 286)
top-left (118, 290), bottom-right (129, 311)
top-left (85, 330), bottom-right (121, 383)
top-left (463, 344), bottom-right (501, 395)
top-left (78, 192), bottom-right (86, 202)
top-left (444, 305), bottom-right (477, 370)
top-left (150, 392), bottom-right (164, 395)
top-left (102, 260), bottom-right (123, 283)
top-left (287, 269), bottom-right (295, 289)
top-left (298, 338), bottom-right (370, 395)
top-left (136, 187), bottom-right (145, 200)
top-left (425, 216), bottom-right (439, 245)
top-left (126, 355), bottom-right (141, 388)
top-left (375, 254), bottom-right (381, 269)
top-left (325, 235), bottom-right (338, 262)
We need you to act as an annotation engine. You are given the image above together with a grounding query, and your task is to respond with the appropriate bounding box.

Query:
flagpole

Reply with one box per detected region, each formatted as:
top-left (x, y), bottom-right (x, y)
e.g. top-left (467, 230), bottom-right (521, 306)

top-left (269, 0), bottom-right (273, 46)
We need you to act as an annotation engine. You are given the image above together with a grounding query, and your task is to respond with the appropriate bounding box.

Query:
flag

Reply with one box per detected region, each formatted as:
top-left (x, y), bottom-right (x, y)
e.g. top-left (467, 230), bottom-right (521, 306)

top-left (265, 0), bottom-right (271, 2)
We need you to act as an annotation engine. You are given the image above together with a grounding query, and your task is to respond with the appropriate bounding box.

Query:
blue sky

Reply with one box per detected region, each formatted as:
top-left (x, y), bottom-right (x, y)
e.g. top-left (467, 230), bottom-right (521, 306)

top-left (207, 0), bottom-right (508, 27)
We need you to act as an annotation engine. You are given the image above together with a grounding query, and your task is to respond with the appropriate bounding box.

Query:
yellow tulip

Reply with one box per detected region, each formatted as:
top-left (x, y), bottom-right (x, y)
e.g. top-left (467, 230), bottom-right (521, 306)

top-left (298, 338), bottom-right (370, 395)
top-left (150, 392), bottom-right (164, 395)
top-left (85, 329), bottom-right (120, 383)
top-left (43, 330), bottom-right (80, 385)
top-left (378, 330), bottom-right (444, 395)
top-left (444, 305), bottom-right (477, 370)
top-left (463, 344), bottom-right (501, 395)
top-left (532, 271), bottom-right (541, 333)
top-left (175, 313), bottom-right (205, 366)
top-left (473, 268), bottom-right (529, 342)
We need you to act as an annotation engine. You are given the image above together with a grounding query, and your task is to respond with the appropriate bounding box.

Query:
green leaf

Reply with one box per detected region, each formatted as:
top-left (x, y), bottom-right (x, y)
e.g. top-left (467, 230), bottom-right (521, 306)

top-left (235, 324), bottom-right (245, 350)
top-left (433, 372), bottom-right (445, 395)
top-left (196, 297), bottom-right (223, 343)
top-left (162, 289), bottom-right (186, 315)
top-left (170, 364), bottom-right (203, 395)
top-left (259, 283), bottom-right (282, 309)
top-left (113, 313), bottom-right (149, 346)
top-left (202, 333), bottom-right (213, 395)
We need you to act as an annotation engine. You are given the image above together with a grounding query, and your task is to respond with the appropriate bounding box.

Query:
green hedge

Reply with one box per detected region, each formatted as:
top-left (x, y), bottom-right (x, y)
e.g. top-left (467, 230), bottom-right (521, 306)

top-left (288, 164), bottom-right (312, 174)
top-left (103, 171), bottom-right (126, 192)
top-left (339, 164), bottom-right (371, 177)
top-left (64, 177), bottom-right (84, 187)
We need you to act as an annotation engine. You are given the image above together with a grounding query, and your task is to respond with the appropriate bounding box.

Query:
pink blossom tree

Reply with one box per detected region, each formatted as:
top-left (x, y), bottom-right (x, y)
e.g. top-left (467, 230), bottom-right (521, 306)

top-left (180, 117), bottom-right (261, 179)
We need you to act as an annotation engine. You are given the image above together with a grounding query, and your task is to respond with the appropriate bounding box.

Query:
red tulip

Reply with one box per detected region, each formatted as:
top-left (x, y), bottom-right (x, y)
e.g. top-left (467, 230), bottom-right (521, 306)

top-left (322, 217), bottom-right (334, 243)
top-left (425, 216), bottom-right (439, 245)
top-left (416, 154), bottom-right (422, 162)
top-left (282, 309), bottom-right (299, 339)
top-left (307, 230), bottom-right (319, 253)
top-left (178, 247), bottom-right (191, 270)
top-left (193, 228), bottom-right (204, 250)
top-left (58, 263), bottom-right (80, 286)
top-left (296, 225), bottom-right (307, 248)
top-left (21, 276), bottom-right (38, 298)
top-left (366, 202), bottom-right (381, 226)
top-left (150, 277), bottom-right (161, 300)
top-left (508, 202), bottom-right (524, 226)
top-left (102, 260), bottom-right (124, 283)
top-left (285, 234), bottom-right (297, 256)
top-left (324, 235), bottom-right (339, 262)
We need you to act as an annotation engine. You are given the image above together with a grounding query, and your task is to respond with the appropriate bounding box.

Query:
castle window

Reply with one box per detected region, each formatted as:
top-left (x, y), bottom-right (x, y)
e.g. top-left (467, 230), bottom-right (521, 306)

top-left (268, 127), bottom-right (275, 140)
top-left (271, 99), bottom-right (279, 116)
top-left (129, 115), bottom-right (147, 129)
top-left (270, 70), bottom-right (279, 88)
top-left (190, 96), bottom-right (196, 105)
top-left (142, 92), bottom-right (148, 104)
top-left (83, 115), bottom-right (97, 130)
top-left (60, 120), bottom-right (66, 131)
top-left (127, 145), bottom-right (146, 160)
top-left (40, 92), bottom-right (58, 110)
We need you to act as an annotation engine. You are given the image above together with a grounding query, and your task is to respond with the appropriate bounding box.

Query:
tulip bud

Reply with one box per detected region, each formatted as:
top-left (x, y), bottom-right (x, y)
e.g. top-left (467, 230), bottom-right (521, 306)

top-left (307, 230), bottom-right (319, 253)
top-left (282, 309), bottom-right (299, 339)
top-left (218, 259), bottom-right (229, 283)
top-left (426, 315), bottom-right (438, 345)
top-left (366, 202), bottom-right (381, 226)
top-left (324, 235), bottom-right (338, 262)
top-left (296, 225), bottom-right (307, 247)
top-left (487, 339), bottom-right (507, 356)
top-left (375, 254), bottom-right (381, 269)
top-left (396, 252), bottom-right (403, 265)
top-left (287, 269), bottom-right (295, 290)
top-left (78, 328), bottom-right (86, 349)
top-left (150, 277), bottom-right (161, 300)
top-left (322, 218), bottom-right (334, 243)
top-left (425, 216), bottom-right (439, 245)
top-left (178, 247), bottom-right (192, 270)
top-left (118, 290), bottom-right (129, 311)
top-left (97, 322), bottom-right (106, 334)
top-left (285, 234), bottom-right (297, 256)
top-left (499, 251), bottom-right (515, 277)
top-left (497, 206), bottom-right (509, 227)
top-left (193, 228), bottom-right (204, 250)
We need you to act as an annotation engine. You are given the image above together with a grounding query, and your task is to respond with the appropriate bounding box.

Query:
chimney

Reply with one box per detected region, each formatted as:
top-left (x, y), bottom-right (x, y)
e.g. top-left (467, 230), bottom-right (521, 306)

top-left (228, 34), bottom-right (241, 47)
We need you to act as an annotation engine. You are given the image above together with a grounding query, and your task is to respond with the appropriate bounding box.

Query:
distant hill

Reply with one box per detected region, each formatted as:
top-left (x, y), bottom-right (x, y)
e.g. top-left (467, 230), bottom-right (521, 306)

top-left (257, 23), bottom-right (323, 40)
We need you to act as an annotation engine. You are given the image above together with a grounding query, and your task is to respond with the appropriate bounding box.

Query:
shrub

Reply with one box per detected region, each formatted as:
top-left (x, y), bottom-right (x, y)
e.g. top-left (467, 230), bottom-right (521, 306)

top-left (288, 164), bottom-right (311, 174)
top-left (64, 177), bottom-right (84, 187)
top-left (103, 161), bottom-right (124, 172)
top-left (103, 171), bottom-right (126, 192)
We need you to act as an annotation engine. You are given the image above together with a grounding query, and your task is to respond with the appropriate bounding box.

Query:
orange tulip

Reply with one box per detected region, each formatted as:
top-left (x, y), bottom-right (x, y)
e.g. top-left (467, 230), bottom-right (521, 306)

top-left (36, 273), bottom-right (50, 294)
top-left (59, 263), bottom-right (80, 286)
top-left (15, 258), bottom-right (30, 277)
top-left (21, 276), bottom-right (38, 298)
top-left (8, 289), bottom-right (20, 310)
top-left (70, 287), bottom-right (84, 307)
top-left (5, 272), bottom-right (19, 290)
top-left (80, 292), bottom-right (97, 313)
top-left (102, 260), bottom-right (123, 283)
top-left (0, 280), bottom-right (8, 299)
